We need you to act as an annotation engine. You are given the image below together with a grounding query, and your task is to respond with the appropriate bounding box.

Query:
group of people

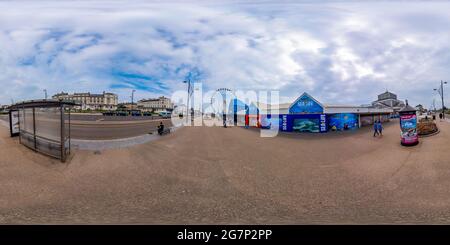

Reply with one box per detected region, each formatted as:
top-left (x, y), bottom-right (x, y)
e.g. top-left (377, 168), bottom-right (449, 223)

top-left (373, 120), bottom-right (383, 137)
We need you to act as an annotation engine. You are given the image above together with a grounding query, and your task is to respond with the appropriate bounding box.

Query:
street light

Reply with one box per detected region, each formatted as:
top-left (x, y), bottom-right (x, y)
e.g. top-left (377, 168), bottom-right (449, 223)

top-left (43, 89), bottom-right (47, 100)
top-left (434, 80), bottom-right (447, 119)
top-left (131, 89), bottom-right (136, 110)
top-left (183, 79), bottom-right (192, 123)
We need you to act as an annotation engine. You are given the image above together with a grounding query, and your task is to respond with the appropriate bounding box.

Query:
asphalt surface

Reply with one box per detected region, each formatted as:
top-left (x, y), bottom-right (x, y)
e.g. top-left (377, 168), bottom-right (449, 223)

top-left (2, 119), bottom-right (450, 224)
top-left (0, 114), bottom-right (172, 140)
top-left (69, 119), bottom-right (173, 140)
top-left (69, 114), bottom-right (166, 121)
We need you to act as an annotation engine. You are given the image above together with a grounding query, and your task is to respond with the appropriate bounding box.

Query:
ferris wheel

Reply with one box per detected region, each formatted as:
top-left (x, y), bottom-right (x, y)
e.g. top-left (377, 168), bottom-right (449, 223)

top-left (210, 88), bottom-right (236, 114)
top-left (210, 88), bottom-right (236, 127)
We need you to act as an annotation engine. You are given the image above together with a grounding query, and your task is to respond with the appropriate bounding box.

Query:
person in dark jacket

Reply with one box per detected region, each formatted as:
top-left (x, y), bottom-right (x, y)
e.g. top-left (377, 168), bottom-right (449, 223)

top-left (373, 120), bottom-right (379, 137)
top-left (157, 122), bottom-right (164, 135)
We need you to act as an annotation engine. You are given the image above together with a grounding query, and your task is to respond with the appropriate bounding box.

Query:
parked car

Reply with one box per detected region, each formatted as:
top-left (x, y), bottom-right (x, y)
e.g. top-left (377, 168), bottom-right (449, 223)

top-left (159, 111), bottom-right (171, 118)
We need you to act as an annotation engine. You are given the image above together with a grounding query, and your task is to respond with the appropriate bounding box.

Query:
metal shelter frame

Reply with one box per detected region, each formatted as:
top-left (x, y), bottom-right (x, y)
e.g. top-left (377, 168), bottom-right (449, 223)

top-left (9, 100), bottom-right (78, 162)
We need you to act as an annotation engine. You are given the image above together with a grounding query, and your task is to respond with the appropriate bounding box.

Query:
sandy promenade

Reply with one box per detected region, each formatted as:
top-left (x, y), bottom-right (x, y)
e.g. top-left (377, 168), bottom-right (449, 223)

top-left (2, 119), bottom-right (450, 224)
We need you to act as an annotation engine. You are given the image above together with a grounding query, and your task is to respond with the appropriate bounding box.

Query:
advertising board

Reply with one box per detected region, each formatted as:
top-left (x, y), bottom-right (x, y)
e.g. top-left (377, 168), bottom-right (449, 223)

top-left (9, 110), bottom-right (19, 137)
top-left (399, 113), bottom-right (418, 145)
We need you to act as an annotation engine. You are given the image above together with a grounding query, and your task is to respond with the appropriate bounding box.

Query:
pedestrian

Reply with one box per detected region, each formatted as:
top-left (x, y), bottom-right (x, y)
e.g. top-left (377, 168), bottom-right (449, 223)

top-left (373, 120), bottom-right (379, 137)
top-left (377, 120), bottom-right (383, 136)
top-left (439, 113), bottom-right (443, 121)
top-left (157, 121), bottom-right (164, 135)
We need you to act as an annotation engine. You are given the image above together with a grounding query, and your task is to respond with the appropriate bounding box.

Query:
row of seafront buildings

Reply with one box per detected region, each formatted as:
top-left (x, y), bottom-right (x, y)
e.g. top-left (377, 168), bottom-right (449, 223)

top-left (52, 92), bottom-right (173, 112)
top-left (119, 97), bottom-right (174, 113)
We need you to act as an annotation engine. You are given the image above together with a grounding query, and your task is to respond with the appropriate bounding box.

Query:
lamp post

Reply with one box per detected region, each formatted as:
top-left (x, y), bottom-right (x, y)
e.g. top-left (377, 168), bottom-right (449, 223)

top-left (183, 79), bottom-right (192, 123)
top-left (433, 98), bottom-right (436, 113)
top-left (434, 80), bottom-right (447, 119)
top-left (43, 89), bottom-right (47, 100)
top-left (131, 89), bottom-right (136, 110)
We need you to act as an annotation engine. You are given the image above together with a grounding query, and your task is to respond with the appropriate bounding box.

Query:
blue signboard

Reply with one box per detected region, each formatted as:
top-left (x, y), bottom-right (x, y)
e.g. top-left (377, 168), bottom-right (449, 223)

top-left (289, 93), bottom-right (324, 114)
top-left (279, 114), bottom-right (327, 133)
top-left (320, 114), bottom-right (327, 132)
top-left (328, 113), bottom-right (359, 131)
top-left (281, 114), bottom-right (288, 131)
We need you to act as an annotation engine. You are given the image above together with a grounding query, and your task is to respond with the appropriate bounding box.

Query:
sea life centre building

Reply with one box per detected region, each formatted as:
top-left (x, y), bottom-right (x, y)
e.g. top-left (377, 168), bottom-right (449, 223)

top-left (232, 92), bottom-right (394, 133)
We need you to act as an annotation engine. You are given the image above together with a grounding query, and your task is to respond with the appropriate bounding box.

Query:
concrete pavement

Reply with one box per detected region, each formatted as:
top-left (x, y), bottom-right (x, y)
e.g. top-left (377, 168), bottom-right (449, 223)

top-left (2, 120), bottom-right (450, 224)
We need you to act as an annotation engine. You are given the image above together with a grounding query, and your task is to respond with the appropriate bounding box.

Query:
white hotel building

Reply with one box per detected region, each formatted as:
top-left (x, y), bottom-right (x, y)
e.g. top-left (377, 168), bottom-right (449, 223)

top-left (52, 91), bottom-right (118, 110)
top-left (137, 96), bottom-right (173, 113)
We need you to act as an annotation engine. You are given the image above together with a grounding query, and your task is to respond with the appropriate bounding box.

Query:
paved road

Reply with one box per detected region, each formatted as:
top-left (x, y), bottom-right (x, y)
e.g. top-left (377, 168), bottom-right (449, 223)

top-left (0, 114), bottom-right (173, 140)
top-left (70, 119), bottom-right (173, 140)
top-left (69, 114), bottom-right (166, 121)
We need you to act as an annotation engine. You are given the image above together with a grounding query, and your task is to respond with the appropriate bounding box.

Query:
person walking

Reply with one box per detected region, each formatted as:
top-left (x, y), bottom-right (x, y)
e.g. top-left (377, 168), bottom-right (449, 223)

top-left (439, 113), bottom-right (443, 121)
top-left (377, 120), bottom-right (383, 136)
top-left (373, 120), bottom-right (379, 137)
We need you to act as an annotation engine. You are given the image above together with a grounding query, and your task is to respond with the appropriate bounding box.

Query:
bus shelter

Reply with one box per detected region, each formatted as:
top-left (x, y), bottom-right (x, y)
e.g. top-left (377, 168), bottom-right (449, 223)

top-left (9, 100), bottom-right (77, 162)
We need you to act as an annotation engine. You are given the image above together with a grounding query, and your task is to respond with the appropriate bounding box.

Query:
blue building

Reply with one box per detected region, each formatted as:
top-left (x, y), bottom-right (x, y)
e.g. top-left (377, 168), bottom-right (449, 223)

top-left (232, 92), bottom-right (394, 133)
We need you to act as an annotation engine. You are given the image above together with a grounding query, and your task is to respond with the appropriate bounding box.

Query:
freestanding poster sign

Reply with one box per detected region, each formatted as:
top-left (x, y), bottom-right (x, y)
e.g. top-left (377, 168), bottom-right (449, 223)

top-left (9, 109), bottom-right (19, 137)
top-left (399, 103), bottom-right (418, 146)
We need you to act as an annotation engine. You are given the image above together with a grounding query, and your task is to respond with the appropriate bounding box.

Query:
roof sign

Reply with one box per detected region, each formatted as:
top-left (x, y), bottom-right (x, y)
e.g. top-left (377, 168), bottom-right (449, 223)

top-left (289, 92), bottom-right (324, 114)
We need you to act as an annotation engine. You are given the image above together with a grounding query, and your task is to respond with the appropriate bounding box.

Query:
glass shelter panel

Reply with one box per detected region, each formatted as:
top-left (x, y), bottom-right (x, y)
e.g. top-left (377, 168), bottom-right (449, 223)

top-left (35, 107), bottom-right (62, 159)
top-left (14, 103), bottom-right (72, 162)
top-left (19, 108), bottom-right (35, 149)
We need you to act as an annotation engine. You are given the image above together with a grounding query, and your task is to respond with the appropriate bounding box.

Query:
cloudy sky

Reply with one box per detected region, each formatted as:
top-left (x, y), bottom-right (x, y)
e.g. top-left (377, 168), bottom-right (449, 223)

top-left (1, 0), bottom-right (450, 108)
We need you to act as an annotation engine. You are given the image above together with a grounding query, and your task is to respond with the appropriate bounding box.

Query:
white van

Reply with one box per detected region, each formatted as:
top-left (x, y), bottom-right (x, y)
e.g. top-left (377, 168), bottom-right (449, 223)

top-left (158, 111), bottom-right (171, 118)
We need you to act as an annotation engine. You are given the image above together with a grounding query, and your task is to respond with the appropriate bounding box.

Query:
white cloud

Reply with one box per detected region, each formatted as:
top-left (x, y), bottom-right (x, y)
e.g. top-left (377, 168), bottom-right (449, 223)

top-left (0, 1), bottom-right (450, 109)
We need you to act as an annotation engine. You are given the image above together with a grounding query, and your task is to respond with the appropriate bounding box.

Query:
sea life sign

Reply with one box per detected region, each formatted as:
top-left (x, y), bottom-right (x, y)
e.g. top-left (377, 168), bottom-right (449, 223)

top-left (289, 93), bottom-right (324, 114)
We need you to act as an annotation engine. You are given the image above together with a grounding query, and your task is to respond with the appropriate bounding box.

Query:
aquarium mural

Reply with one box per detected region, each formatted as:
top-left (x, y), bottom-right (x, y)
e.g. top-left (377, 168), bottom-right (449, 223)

top-left (293, 118), bottom-right (320, 132)
top-left (328, 113), bottom-right (359, 131)
top-left (279, 114), bottom-right (327, 133)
